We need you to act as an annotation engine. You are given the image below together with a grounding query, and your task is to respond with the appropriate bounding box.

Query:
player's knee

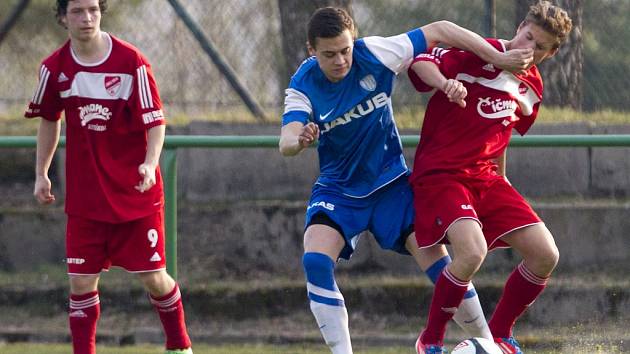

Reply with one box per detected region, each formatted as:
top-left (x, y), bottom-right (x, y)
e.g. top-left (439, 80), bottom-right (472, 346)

top-left (539, 242), bottom-right (559, 273)
top-left (138, 270), bottom-right (174, 296)
top-left (69, 275), bottom-right (99, 294)
top-left (302, 252), bottom-right (336, 289)
top-left (459, 247), bottom-right (486, 270)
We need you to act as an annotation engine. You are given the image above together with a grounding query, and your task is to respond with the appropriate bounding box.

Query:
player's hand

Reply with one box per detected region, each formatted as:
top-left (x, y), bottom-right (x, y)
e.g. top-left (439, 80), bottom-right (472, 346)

top-left (494, 48), bottom-right (534, 74)
top-left (34, 175), bottom-right (55, 204)
top-left (298, 122), bottom-right (319, 148)
top-left (135, 163), bottom-right (157, 193)
top-left (442, 79), bottom-right (467, 108)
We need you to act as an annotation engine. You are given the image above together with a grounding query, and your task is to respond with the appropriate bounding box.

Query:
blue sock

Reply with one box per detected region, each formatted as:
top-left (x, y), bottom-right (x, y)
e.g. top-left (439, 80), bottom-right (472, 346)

top-left (303, 252), bottom-right (351, 351)
top-left (425, 255), bottom-right (476, 298)
top-left (303, 252), bottom-right (344, 306)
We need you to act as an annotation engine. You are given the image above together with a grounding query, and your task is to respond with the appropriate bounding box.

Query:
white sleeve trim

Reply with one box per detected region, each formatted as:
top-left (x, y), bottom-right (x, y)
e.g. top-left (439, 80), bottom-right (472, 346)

top-left (363, 34), bottom-right (414, 74)
top-left (32, 65), bottom-right (51, 105)
top-left (283, 88), bottom-right (312, 115)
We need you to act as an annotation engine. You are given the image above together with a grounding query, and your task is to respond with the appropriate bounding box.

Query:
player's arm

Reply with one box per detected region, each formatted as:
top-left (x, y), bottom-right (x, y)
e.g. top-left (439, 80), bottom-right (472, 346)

top-left (279, 121), bottom-right (319, 157)
top-left (420, 21), bottom-right (533, 72)
top-left (136, 124), bottom-right (165, 193)
top-left (34, 119), bottom-right (61, 204)
top-left (410, 60), bottom-right (467, 108)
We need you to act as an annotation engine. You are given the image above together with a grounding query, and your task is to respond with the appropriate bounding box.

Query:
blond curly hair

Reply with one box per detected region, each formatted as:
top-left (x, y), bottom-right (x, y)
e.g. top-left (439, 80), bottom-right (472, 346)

top-left (524, 1), bottom-right (573, 49)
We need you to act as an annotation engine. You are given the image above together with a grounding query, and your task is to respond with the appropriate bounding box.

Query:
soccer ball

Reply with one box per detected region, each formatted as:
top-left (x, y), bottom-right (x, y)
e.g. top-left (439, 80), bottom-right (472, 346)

top-left (451, 337), bottom-right (503, 354)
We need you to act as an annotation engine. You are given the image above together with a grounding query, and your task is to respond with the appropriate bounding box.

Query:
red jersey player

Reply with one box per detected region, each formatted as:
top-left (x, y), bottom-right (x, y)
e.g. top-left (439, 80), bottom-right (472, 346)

top-left (408, 2), bottom-right (573, 353)
top-left (25, 1), bottom-right (192, 353)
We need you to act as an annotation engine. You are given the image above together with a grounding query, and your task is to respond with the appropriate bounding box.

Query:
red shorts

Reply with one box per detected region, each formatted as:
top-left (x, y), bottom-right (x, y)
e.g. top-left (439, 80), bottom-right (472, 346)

top-left (413, 174), bottom-right (542, 250)
top-left (66, 211), bottom-right (166, 274)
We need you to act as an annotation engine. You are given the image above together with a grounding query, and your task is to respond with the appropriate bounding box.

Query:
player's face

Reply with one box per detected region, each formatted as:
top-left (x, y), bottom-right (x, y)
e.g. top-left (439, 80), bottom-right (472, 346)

top-left (308, 29), bottom-right (354, 82)
top-left (510, 22), bottom-right (559, 68)
top-left (61, 0), bottom-right (102, 42)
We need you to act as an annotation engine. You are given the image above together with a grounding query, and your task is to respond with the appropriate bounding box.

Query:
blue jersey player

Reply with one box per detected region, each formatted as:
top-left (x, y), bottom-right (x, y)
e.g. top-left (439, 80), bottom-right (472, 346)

top-left (279, 7), bottom-right (533, 354)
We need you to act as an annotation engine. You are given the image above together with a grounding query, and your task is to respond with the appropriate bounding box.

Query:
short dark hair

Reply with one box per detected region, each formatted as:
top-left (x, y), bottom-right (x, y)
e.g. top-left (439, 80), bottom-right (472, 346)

top-left (307, 7), bottom-right (356, 49)
top-left (55, 0), bottom-right (108, 27)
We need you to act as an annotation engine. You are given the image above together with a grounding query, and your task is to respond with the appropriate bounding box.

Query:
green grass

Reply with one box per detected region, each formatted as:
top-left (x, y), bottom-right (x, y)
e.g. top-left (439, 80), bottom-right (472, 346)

top-left (0, 343), bottom-right (411, 354)
top-left (0, 342), bottom-right (620, 354)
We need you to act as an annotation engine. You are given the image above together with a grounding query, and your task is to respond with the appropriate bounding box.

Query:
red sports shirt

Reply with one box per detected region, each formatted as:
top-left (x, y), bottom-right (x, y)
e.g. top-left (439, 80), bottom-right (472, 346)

top-left (408, 39), bottom-right (543, 182)
top-left (25, 34), bottom-right (165, 223)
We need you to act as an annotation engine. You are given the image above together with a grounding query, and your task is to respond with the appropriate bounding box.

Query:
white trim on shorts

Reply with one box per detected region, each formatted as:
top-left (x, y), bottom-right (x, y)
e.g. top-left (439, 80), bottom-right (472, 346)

top-left (488, 221), bottom-right (545, 251)
top-left (418, 216), bottom-right (482, 249)
top-left (67, 266), bottom-right (166, 276)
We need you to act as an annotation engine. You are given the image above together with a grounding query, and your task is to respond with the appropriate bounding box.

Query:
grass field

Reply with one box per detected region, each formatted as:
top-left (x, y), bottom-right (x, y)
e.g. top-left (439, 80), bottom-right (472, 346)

top-left (0, 343), bottom-right (410, 354)
top-left (2, 342), bottom-right (625, 354)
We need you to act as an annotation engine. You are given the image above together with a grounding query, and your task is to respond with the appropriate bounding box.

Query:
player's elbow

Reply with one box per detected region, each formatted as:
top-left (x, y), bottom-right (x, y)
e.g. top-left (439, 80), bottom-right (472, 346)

top-left (422, 20), bottom-right (458, 47)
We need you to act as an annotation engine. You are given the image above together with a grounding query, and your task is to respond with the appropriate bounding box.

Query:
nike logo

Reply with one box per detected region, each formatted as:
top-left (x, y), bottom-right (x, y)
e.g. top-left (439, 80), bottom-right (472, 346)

top-left (463, 316), bottom-right (479, 324)
top-left (319, 108), bottom-right (334, 121)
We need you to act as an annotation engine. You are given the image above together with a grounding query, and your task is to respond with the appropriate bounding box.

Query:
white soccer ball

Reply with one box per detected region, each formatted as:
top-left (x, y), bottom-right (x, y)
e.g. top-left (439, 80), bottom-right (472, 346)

top-left (451, 337), bottom-right (503, 354)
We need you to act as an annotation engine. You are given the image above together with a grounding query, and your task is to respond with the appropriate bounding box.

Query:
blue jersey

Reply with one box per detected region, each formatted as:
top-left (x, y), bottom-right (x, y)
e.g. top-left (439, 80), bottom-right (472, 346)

top-left (282, 29), bottom-right (427, 198)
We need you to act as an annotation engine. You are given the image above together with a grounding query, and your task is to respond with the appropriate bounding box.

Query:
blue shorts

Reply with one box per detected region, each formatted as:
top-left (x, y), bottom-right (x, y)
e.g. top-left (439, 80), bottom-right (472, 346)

top-left (305, 176), bottom-right (414, 260)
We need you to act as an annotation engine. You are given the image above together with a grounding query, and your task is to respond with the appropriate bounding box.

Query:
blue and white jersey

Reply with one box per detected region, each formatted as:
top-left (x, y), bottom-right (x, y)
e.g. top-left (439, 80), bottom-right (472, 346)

top-left (282, 28), bottom-right (427, 198)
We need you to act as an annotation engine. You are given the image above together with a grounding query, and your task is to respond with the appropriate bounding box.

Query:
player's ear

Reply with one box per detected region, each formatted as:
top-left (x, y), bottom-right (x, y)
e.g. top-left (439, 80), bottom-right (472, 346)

top-left (307, 41), bottom-right (316, 56)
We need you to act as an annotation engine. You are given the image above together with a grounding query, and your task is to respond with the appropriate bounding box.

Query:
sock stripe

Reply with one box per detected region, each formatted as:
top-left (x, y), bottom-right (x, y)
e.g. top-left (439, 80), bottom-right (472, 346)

top-left (517, 262), bottom-right (548, 285)
top-left (498, 342), bottom-right (514, 353)
top-left (425, 255), bottom-right (452, 284)
top-left (463, 287), bottom-right (477, 299)
top-left (308, 291), bottom-right (345, 307)
top-left (306, 282), bottom-right (344, 301)
top-left (70, 295), bottom-right (100, 310)
top-left (151, 287), bottom-right (182, 308)
top-left (442, 268), bottom-right (469, 288)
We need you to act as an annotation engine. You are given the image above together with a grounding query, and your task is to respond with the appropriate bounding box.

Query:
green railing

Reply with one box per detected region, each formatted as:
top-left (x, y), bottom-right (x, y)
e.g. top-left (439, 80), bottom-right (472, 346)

top-left (3, 134), bottom-right (630, 278)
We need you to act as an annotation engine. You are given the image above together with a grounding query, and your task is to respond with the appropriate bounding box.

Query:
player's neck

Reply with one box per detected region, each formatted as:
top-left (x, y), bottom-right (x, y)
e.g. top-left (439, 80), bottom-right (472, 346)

top-left (70, 31), bottom-right (109, 64)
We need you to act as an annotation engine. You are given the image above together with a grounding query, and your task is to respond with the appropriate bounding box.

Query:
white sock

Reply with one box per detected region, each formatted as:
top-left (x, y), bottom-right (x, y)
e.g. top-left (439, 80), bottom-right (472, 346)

top-left (452, 283), bottom-right (493, 339)
top-left (310, 301), bottom-right (353, 354)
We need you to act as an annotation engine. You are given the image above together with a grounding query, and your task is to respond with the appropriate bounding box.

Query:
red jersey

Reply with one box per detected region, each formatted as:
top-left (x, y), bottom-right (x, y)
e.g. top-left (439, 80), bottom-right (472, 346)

top-left (25, 34), bottom-right (165, 223)
top-left (408, 39), bottom-right (543, 182)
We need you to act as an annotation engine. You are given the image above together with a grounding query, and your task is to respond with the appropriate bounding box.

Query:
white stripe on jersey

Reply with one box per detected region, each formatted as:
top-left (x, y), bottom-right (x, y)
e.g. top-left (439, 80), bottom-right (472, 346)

top-left (283, 88), bottom-right (312, 115)
top-left (60, 72), bottom-right (133, 100)
top-left (456, 71), bottom-right (541, 116)
top-left (307, 282), bottom-right (344, 301)
top-left (137, 65), bottom-right (153, 109)
top-left (363, 33), bottom-right (415, 74)
top-left (32, 65), bottom-right (51, 105)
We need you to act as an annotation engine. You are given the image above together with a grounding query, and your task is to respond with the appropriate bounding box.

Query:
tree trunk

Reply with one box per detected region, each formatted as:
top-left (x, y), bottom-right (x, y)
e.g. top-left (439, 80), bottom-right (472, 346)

top-left (515, 0), bottom-right (583, 110)
top-left (277, 0), bottom-right (352, 91)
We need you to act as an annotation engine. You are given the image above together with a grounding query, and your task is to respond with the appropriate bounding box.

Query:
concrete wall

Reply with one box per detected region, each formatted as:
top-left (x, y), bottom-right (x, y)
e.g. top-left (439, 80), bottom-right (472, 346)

top-left (172, 122), bottom-right (630, 201)
top-left (1, 121), bottom-right (629, 277)
top-left (2, 200), bottom-right (629, 278)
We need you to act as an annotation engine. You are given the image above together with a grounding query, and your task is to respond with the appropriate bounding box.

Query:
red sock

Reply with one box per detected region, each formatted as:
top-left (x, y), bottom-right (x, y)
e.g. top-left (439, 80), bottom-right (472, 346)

top-left (150, 284), bottom-right (192, 350)
top-left (69, 291), bottom-right (100, 354)
top-left (420, 268), bottom-right (469, 345)
top-left (489, 262), bottom-right (548, 338)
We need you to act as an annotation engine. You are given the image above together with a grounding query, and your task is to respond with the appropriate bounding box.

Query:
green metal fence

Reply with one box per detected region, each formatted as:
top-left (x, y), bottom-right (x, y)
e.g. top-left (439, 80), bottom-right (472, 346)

top-left (3, 134), bottom-right (630, 278)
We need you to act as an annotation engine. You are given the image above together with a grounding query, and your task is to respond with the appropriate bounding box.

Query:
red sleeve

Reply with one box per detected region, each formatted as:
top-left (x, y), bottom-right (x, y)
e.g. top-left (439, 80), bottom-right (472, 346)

top-left (24, 63), bottom-right (63, 121)
top-left (407, 47), bottom-right (465, 92)
top-left (514, 68), bottom-right (544, 135)
top-left (128, 53), bottom-right (165, 131)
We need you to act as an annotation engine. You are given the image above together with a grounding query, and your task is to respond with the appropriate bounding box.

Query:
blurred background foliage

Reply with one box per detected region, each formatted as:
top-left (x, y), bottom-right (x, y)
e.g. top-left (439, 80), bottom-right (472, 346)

top-left (0, 0), bottom-right (628, 126)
